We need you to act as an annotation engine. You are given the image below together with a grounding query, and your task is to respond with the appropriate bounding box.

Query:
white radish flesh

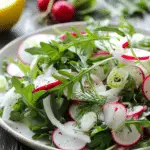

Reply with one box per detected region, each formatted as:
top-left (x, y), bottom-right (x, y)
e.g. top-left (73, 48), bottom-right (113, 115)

top-left (142, 75), bottom-right (150, 100)
top-left (43, 96), bottom-right (91, 143)
top-left (125, 65), bottom-right (144, 85)
top-left (80, 112), bottom-right (97, 132)
top-left (18, 34), bottom-right (55, 64)
top-left (98, 113), bottom-right (104, 121)
top-left (103, 102), bottom-right (126, 129)
top-left (127, 106), bottom-right (146, 119)
top-left (112, 125), bottom-right (141, 147)
top-left (52, 121), bottom-right (86, 150)
top-left (7, 63), bottom-right (24, 77)
top-left (122, 48), bottom-right (150, 61)
top-left (69, 103), bottom-right (79, 120)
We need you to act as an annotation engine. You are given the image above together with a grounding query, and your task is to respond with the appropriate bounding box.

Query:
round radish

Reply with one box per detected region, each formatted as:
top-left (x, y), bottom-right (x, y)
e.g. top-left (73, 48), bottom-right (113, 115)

top-left (18, 34), bottom-right (55, 64)
top-left (142, 75), bottom-right (150, 100)
top-left (7, 63), bottom-right (24, 78)
top-left (112, 124), bottom-right (141, 147)
top-left (122, 48), bottom-right (150, 61)
top-left (103, 102), bottom-right (126, 129)
top-left (125, 65), bottom-right (144, 85)
top-left (80, 112), bottom-right (97, 132)
top-left (127, 105), bottom-right (146, 119)
top-left (52, 121), bottom-right (86, 150)
top-left (69, 103), bottom-right (79, 120)
top-left (51, 1), bottom-right (75, 23)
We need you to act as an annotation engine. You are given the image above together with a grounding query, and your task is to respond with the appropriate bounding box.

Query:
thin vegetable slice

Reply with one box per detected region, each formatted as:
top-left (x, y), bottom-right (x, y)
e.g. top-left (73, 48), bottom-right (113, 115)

top-left (52, 121), bottom-right (87, 150)
top-left (112, 125), bottom-right (141, 147)
top-left (33, 79), bottom-right (62, 93)
top-left (43, 96), bottom-right (91, 143)
top-left (127, 105), bottom-right (147, 119)
top-left (122, 48), bottom-right (150, 61)
top-left (103, 102), bottom-right (126, 129)
top-left (125, 65), bottom-right (144, 86)
top-left (18, 34), bottom-right (55, 64)
top-left (107, 67), bottom-right (129, 88)
top-left (142, 75), bottom-right (150, 100)
top-left (7, 63), bottom-right (24, 78)
top-left (69, 103), bottom-right (79, 120)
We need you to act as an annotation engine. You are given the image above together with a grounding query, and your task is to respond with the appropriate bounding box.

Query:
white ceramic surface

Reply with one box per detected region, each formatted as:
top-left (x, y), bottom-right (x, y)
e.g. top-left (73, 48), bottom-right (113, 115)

top-left (0, 22), bottom-right (150, 150)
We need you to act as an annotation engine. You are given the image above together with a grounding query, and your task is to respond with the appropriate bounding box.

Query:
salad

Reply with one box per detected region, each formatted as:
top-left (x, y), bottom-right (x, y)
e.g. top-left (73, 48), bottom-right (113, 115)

top-left (1, 19), bottom-right (150, 150)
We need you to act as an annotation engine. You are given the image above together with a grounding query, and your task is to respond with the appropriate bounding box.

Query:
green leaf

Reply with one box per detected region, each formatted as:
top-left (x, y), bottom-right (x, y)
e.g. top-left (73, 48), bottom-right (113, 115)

top-left (95, 26), bottom-right (125, 37)
top-left (32, 133), bottom-right (49, 140)
top-left (25, 47), bottom-right (44, 55)
top-left (58, 70), bottom-right (74, 79)
top-left (88, 130), bottom-right (114, 149)
top-left (10, 111), bottom-right (22, 121)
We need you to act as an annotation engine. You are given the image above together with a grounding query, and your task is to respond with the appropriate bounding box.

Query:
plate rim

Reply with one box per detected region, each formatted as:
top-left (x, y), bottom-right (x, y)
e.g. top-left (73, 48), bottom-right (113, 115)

top-left (0, 21), bottom-right (150, 150)
top-left (0, 21), bottom-right (85, 150)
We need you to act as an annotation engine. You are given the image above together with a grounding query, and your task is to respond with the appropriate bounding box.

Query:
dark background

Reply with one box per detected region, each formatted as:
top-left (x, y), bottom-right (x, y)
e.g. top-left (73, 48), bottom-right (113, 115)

top-left (0, 0), bottom-right (150, 150)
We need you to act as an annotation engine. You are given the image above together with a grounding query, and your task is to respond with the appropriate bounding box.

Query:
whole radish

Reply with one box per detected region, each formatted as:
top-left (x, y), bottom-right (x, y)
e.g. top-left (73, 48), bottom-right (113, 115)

top-left (37, 0), bottom-right (50, 11)
top-left (51, 1), bottom-right (75, 23)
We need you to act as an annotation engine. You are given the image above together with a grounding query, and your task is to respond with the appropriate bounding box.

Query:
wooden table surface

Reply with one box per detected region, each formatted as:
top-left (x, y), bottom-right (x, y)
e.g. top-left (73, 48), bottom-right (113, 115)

top-left (1, 0), bottom-right (150, 150)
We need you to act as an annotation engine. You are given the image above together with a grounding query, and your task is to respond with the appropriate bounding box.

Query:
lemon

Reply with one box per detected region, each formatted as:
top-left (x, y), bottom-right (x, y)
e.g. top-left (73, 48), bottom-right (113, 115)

top-left (0, 0), bottom-right (25, 31)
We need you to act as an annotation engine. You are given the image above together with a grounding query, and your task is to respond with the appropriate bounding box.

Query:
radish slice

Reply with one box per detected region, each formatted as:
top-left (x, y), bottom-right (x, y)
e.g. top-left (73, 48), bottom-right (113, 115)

top-left (52, 121), bottom-right (87, 150)
top-left (69, 103), bottom-right (79, 120)
top-left (18, 34), bottom-right (55, 64)
top-left (125, 65), bottom-right (144, 85)
top-left (103, 102), bottom-right (126, 129)
top-left (33, 80), bottom-right (62, 93)
top-left (80, 112), bottom-right (97, 132)
top-left (43, 96), bottom-right (91, 143)
top-left (98, 113), bottom-right (104, 121)
top-left (142, 75), bottom-right (150, 100)
top-left (122, 48), bottom-right (150, 61)
top-left (112, 124), bottom-right (141, 147)
top-left (7, 63), bottom-right (24, 78)
top-left (93, 50), bottom-right (110, 57)
top-left (127, 106), bottom-right (146, 119)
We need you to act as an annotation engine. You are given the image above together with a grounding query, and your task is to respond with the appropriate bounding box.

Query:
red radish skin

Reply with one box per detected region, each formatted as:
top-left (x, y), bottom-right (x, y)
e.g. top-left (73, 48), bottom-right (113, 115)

top-left (142, 75), bottom-right (150, 100)
top-left (111, 125), bottom-right (141, 147)
top-left (121, 48), bottom-right (150, 61)
top-left (93, 51), bottom-right (110, 57)
top-left (32, 80), bottom-right (62, 93)
top-left (122, 55), bottom-right (149, 61)
top-left (127, 106), bottom-right (147, 119)
top-left (52, 121), bottom-right (87, 150)
top-left (60, 31), bottom-right (86, 40)
top-left (51, 1), bottom-right (75, 23)
top-left (122, 41), bottom-right (129, 48)
top-left (37, 0), bottom-right (50, 11)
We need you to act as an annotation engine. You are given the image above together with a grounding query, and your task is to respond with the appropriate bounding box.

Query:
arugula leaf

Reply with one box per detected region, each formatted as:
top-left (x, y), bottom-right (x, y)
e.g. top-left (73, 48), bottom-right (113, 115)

top-left (32, 133), bottom-right (49, 140)
top-left (11, 77), bottom-right (45, 109)
top-left (95, 26), bottom-right (125, 37)
top-left (88, 130), bottom-right (114, 149)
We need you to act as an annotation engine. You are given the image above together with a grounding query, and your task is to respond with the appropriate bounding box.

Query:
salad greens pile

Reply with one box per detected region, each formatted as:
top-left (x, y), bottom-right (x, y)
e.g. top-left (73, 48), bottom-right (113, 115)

top-left (1, 18), bottom-right (150, 150)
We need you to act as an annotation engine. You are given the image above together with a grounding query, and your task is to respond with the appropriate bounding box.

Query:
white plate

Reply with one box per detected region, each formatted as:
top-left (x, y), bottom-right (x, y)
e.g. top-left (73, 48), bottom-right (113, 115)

top-left (0, 22), bottom-right (85, 150)
top-left (0, 22), bottom-right (150, 150)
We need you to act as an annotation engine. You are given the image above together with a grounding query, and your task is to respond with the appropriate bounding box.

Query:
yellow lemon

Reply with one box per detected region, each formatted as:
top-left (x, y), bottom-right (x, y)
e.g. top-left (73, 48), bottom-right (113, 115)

top-left (0, 0), bottom-right (25, 31)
